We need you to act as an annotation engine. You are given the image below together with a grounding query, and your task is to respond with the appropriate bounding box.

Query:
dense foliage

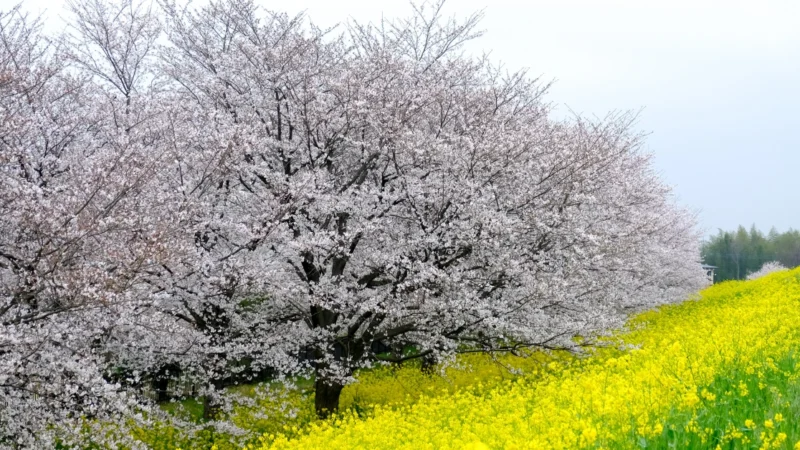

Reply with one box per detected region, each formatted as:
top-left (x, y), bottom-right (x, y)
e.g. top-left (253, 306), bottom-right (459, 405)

top-left (702, 225), bottom-right (800, 282)
top-left (0, 0), bottom-right (706, 446)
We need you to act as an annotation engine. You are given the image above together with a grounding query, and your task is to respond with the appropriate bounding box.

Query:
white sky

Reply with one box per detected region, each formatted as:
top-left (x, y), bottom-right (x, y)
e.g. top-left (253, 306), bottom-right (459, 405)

top-left (6, 0), bottom-right (800, 235)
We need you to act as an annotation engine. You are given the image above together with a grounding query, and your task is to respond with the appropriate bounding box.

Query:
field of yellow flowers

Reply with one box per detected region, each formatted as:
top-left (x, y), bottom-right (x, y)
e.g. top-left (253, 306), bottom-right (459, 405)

top-left (255, 268), bottom-right (800, 450)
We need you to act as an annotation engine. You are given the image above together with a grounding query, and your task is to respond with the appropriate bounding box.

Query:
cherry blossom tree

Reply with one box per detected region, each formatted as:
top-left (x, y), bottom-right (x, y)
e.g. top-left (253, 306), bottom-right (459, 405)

top-left (155, 0), bottom-right (707, 417)
top-left (746, 261), bottom-right (787, 280)
top-left (58, 0), bottom-right (283, 422)
top-left (0, 0), bottom-right (708, 444)
top-left (0, 1), bottom-right (184, 446)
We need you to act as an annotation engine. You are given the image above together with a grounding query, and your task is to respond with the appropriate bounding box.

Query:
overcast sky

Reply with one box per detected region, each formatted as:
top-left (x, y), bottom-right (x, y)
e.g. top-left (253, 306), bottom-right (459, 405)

top-left (6, 0), bottom-right (800, 236)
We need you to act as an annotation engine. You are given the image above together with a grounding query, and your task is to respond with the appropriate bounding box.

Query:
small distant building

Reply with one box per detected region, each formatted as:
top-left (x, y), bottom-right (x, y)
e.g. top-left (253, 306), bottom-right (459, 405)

top-left (701, 264), bottom-right (717, 284)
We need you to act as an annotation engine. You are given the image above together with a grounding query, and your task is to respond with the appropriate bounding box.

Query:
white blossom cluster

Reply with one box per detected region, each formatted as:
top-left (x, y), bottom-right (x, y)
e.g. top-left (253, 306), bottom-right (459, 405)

top-left (0, 0), bottom-right (708, 446)
top-left (746, 261), bottom-right (788, 280)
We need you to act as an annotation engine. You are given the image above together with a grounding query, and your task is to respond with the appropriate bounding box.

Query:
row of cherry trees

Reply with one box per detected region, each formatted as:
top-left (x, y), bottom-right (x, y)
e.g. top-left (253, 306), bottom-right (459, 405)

top-left (0, 0), bottom-right (707, 447)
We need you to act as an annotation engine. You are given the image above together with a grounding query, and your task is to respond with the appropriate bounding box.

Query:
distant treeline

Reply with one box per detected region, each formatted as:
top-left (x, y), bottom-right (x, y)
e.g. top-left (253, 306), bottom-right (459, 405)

top-left (702, 226), bottom-right (800, 282)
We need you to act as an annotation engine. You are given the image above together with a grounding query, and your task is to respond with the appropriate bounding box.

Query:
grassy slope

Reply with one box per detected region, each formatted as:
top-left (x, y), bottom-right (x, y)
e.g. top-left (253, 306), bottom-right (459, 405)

top-left (260, 269), bottom-right (800, 449)
top-left (126, 269), bottom-right (800, 449)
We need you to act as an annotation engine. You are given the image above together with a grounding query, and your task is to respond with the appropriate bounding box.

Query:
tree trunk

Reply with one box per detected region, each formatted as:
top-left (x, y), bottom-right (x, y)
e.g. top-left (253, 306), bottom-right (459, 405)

top-left (202, 395), bottom-right (220, 421)
top-left (314, 376), bottom-right (344, 419)
top-left (420, 353), bottom-right (437, 374)
top-left (202, 380), bottom-right (224, 421)
top-left (152, 364), bottom-right (179, 403)
top-left (153, 375), bottom-right (169, 403)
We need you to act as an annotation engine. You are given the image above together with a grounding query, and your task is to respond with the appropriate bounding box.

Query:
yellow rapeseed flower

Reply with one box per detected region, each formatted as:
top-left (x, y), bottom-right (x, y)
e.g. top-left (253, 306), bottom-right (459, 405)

top-left (260, 269), bottom-right (800, 450)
